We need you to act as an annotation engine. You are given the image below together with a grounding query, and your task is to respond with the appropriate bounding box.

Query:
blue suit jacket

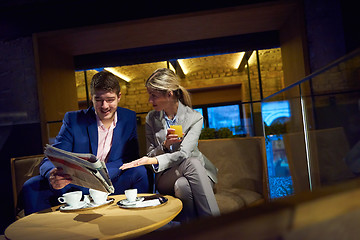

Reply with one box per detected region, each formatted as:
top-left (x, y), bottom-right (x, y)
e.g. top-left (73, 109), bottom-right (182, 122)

top-left (40, 107), bottom-right (139, 180)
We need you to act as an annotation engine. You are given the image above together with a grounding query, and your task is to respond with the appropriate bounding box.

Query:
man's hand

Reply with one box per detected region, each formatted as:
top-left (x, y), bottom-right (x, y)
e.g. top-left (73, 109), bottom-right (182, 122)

top-left (49, 167), bottom-right (72, 190)
top-left (120, 157), bottom-right (158, 170)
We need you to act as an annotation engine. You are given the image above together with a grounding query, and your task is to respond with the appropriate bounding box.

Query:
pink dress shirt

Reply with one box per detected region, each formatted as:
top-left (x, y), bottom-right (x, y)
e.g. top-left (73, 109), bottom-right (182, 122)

top-left (96, 112), bottom-right (117, 162)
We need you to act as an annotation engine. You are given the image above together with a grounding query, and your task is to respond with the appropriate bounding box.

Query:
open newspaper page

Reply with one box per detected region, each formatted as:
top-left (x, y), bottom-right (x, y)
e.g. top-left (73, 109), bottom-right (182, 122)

top-left (44, 144), bottom-right (114, 193)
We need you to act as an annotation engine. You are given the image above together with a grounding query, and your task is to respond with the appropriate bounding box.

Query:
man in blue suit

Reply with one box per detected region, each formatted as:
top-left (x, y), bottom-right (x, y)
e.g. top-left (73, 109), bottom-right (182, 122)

top-left (21, 71), bottom-right (149, 215)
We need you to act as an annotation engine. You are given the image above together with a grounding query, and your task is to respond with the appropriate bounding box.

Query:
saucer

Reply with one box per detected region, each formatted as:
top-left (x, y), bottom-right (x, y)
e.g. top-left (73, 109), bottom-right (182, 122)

top-left (60, 201), bottom-right (87, 211)
top-left (117, 197), bottom-right (144, 206)
top-left (87, 198), bottom-right (115, 208)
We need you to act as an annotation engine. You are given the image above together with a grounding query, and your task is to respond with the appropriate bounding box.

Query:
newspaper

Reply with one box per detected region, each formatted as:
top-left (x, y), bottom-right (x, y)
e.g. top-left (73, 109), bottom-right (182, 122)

top-left (44, 144), bottom-right (114, 193)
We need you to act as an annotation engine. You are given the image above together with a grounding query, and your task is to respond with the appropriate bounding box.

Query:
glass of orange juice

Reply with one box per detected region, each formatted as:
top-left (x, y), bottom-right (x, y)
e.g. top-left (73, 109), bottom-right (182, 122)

top-left (170, 125), bottom-right (183, 139)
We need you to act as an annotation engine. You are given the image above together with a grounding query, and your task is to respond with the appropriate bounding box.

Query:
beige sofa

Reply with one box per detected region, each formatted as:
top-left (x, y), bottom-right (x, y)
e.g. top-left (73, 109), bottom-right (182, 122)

top-left (198, 137), bottom-right (268, 214)
top-left (11, 154), bottom-right (43, 217)
top-left (11, 137), bottom-right (268, 217)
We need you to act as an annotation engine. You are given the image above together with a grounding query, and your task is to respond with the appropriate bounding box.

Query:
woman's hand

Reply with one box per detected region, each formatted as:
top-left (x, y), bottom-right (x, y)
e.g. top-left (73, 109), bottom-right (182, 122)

top-left (120, 156), bottom-right (158, 170)
top-left (49, 167), bottom-right (72, 190)
top-left (164, 128), bottom-right (183, 149)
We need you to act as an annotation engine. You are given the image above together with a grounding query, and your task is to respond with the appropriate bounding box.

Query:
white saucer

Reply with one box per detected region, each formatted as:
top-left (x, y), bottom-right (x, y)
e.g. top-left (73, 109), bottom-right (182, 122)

top-left (118, 197), bottom-right (144, 206)
top-left (87, 198), bottom-right (114, 208)
top-left (60, 201), bottom-right (87, 211)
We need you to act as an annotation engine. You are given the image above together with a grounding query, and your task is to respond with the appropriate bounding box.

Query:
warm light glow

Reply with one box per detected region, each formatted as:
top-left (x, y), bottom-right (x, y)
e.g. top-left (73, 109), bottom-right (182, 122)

top-left (233, 52), bottom-right (245, 69)
top-left (104, 68), bottom-right (131, 82)
top-left (177, 59), bottom-right (189, 75)
top-left (168, 62), bottom-right (176, 73)
top-left (248, 52), bottom-right (256, 66)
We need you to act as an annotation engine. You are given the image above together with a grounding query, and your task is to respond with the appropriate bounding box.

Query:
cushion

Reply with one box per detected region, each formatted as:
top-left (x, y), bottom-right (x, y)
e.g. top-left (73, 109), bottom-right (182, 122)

top-left (199, 138), bottom-right (266, 214)
top-left (227, 188), bottom-right (263, 205)
top-left (215, 188), bottom-right (263, 214)
top-left (215, 191), bottom-right (245, 214)
top-left (199, 138), bottom-right (264, 193)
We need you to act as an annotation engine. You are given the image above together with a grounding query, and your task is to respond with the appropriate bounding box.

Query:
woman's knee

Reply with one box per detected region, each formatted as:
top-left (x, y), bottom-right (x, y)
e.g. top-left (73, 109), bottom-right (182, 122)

top-left (174, 177), bottom-right (192, 200)
top-left (182, 157), bottom-right (203, 169)
top-left (181, 157), bottom-right (208, 179)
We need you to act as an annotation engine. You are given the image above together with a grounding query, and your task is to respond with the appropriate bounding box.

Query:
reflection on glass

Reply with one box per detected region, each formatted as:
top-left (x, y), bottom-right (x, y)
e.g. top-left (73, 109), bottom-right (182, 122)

top-left (262, 100), bottom-right (290, 126)
top-left (262, 100), bottom-right (294, 199)
top-left (262, 49), bottom-right (360, 200)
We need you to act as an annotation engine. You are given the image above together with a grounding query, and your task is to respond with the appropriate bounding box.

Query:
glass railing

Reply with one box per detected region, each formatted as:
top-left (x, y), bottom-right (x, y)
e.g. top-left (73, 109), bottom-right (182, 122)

top-left (262, 48), bottom-right (360, 199)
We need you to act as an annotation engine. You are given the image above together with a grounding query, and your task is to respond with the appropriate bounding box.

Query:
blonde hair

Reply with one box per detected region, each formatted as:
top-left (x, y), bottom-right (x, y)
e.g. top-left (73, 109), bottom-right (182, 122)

top-left (145, 68), bottom-right (192, 107)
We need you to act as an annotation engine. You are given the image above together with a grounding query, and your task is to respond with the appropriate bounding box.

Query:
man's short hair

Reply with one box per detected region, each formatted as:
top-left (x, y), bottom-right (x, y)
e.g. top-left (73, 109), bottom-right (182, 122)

top-left (90, 70), bottom-right (121, 96)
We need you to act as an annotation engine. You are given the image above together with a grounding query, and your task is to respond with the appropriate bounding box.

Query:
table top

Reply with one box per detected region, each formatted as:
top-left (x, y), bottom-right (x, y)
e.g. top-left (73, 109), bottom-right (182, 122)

top-left (5, 194), bottom-right (182, 240)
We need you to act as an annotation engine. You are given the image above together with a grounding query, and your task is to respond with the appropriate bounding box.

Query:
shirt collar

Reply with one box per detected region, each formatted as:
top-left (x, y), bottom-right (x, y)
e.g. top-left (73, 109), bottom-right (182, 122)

top-left (96, 111), bottom-right (118, 130)
top-left (163, 111), bottom-right (177, 128)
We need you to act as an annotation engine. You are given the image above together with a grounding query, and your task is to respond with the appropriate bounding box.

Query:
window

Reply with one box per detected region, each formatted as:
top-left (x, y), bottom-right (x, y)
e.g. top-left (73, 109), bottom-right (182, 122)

top-left (208, 105), bottom-right (241, 135)
top-left (194, 102), bottom-right (245, 136)
top-left (193, 108), bottom-right (204, 128)
top-left (193, 108), bottom-right (203, 116)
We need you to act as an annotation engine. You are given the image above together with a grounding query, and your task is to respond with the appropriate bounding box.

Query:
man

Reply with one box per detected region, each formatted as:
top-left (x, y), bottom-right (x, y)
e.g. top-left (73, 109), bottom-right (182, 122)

top-left (21, 71), bottom-right (149, 215)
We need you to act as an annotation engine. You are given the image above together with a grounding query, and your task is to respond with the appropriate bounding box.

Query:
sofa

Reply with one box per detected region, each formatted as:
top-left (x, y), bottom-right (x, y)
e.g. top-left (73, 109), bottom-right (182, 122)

top-left (11, 137), bottom-right (268, 216)
top-left (198, 137), bottom-right (268, 214)
top-left (10, 154), bottom-right (43, 217)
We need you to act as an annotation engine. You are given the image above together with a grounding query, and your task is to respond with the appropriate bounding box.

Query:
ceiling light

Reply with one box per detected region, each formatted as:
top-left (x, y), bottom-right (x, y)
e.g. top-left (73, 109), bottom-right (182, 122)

top-left (104, 67), bottom-right (131, 82)
top-left (177, 59), bottom-right (189, 75)
top-left (248, 52), bottom-right (256, 66)
top-left (233, 52), bottom-right (245, 69)
top-left (168, 62), bottom-right (176, 73)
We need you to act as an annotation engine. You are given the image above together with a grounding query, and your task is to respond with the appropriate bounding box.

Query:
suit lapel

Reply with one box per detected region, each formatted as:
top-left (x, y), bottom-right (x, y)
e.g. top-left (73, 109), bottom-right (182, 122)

top-left (176, 101), bottom-right (188, 130)
top-left (154, 110), bottom-right (167, 142)
top-left (176, 102), bottom-right (185, 124)
top-left (86, 108), bottom-right (98, 156)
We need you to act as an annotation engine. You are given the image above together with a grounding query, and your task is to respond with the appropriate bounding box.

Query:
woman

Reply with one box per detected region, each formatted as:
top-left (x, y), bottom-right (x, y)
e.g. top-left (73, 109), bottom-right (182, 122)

top-left (121, 68), bottom-right (220, 221)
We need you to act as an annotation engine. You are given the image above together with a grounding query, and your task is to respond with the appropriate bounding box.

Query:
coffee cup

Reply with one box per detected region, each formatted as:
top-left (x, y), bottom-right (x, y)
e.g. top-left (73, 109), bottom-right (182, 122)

top-left (89, 189), bottom-right (109, 205)
top-left (125, 189), bottom-right (137, 202)
top-left (170, 125), bottom-right (183, 139)
top-left (58, 191), bottom-right (83, 207)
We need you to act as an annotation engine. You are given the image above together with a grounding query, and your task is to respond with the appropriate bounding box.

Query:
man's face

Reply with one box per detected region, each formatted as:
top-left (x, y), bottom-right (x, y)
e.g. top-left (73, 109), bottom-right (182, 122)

top-left (92, 89), bottom-right (121, 123)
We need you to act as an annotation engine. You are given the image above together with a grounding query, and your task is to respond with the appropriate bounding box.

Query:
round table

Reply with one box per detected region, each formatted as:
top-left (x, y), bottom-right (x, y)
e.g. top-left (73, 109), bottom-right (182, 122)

top-left (5, 194), bottom-right (182, 240)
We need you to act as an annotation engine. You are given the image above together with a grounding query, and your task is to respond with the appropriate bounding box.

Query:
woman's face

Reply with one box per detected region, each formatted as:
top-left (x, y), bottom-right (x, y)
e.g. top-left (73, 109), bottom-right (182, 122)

top-left (147, 87), bottom-right (170, 112)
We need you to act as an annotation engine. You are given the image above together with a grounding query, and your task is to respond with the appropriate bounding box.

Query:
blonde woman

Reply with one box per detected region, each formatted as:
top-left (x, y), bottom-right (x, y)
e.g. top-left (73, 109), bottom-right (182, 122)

top-left (121, 68), bottom-right (220, 222)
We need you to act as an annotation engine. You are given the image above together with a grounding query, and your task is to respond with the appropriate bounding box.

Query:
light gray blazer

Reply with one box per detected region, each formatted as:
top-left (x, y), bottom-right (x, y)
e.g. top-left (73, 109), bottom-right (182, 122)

top-left (146, 101), bottom-right (218, 183)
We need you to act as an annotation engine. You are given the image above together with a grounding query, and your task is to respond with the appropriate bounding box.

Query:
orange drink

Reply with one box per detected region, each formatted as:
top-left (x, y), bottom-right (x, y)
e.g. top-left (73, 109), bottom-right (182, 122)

top-left (170, 125), bottom-right (183, 139)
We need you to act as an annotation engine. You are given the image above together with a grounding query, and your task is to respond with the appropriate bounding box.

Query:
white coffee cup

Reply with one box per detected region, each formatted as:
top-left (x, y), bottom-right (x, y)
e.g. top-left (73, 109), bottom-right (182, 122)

top-left (58, 191), bottom-right (83, 207)
top-left (89, 189), bottom-right (109, 205)
top-left (125, 189), bottom-right (137, 202)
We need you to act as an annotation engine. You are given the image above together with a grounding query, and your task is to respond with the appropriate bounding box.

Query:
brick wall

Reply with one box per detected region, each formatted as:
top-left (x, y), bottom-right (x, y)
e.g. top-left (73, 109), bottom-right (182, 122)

top-left (76, 48), bottom-right (285, 121)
